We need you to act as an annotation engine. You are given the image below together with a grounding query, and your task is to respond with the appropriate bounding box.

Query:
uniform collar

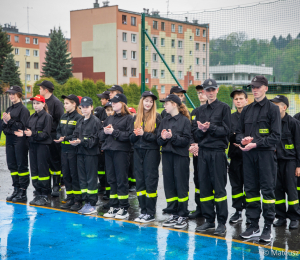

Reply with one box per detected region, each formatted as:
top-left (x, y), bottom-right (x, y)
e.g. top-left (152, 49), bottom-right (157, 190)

top-left (35, 109), bottom-right (46, 118)
top-left (11, 101), bottom-right (22, 108)
top-left (253, 96), bottom-right (268, 107)
top-left (166, 113), bottom-right (181, 121)
top-left (67, 110), bottom-right (77, 117)
top-left (114, 113), bottom-right (123, 117)
top-left (206, 99), bottom-right (219, 109)
top-left (282, 113), bottom-right (288, 122)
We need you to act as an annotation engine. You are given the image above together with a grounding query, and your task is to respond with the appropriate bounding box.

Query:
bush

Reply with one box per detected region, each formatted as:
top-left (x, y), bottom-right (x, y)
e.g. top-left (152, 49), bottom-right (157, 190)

top-left (217, 85), bottom-right (233, 108)
top-left (186, 85), bottom-right (200, 108)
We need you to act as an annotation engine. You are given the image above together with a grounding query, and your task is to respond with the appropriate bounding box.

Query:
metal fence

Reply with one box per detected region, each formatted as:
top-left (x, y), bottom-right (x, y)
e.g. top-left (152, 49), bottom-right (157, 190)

top-left (0, 94), bottom-right (12, 113)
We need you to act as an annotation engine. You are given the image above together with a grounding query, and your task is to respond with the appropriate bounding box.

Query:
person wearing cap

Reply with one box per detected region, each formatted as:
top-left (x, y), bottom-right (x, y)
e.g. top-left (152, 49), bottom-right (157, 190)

top-left (188, 84), bottom-right (208, 219)
top-left (130, 91), bottom-right (161, 223)
top-left (38, 80), bottom-right (64, 197)
top-left (157, 94), bottom-right (191, 229)
top-left (70, 96), bottom-right (101, 215)
top-left (104, 101), bottom-right (114, 117)
top-left (100, 94), bottom-right (133, 219)
top-left (270, 95), bottom-right (300, 230)
top-left (235, 75), bottom-right (281, 242)
top-left (161, 86), bottom-right (187, 119)
top-left (3, 86), bottom-right (30, 203)
top-left (107, 85), bottom-right (124, 99)
top-left (228, 89), bottom-right (249, 223)
top-left (97, 91), bottom-right (110, 107)
top-left (292, 113), bottom-right (300, 200)
top-left (19, 95), bottom-right (53, 206)
top-left (55, 95), bottom-right (83, 211)
top-left (192, 78), bottom-right (231, 235)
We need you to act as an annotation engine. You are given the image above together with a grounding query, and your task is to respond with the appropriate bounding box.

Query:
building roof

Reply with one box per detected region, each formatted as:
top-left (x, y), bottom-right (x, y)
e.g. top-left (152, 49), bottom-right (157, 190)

top-left (210, 64), bottom-right (273, 75)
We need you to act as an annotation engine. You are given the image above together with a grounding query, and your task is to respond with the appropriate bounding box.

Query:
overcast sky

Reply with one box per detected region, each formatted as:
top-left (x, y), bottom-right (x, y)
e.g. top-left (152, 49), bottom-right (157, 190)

top-left (0, 0), bottom-right (299, 40)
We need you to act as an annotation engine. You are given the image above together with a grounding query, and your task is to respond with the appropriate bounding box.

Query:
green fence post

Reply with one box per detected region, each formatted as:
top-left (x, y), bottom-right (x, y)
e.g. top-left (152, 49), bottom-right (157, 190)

top-left (141, 13), bottom-right (146, 94)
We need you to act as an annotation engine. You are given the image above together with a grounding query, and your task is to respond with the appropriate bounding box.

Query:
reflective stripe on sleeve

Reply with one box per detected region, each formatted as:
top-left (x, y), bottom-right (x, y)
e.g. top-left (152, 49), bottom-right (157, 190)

top-left (118, 195), bottom-right (129, 200)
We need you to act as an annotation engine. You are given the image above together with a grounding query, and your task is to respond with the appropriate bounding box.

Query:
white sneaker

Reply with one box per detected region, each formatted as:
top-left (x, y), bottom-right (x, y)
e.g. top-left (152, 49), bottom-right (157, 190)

top-left (115, 208), bottom-right (129, 219)
top-left (140, 214), bottom-right (155, 223)
top-left (134, 214), bottom-right (146, 222)
top-left (103, 207), bottom-right (119, 218)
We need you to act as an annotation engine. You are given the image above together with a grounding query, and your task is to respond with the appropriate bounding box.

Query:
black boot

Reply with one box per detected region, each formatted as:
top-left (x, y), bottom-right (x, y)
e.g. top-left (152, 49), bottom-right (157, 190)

top-left (188, 207), bottom-right (203, 219)
top-left (12, 189), bottom-right (27, 202)
top-left (51, 175), bottom-right (61, 197)
top-left (6, 187), bottom-right (19, 201)
top-left (61, 197), bottom-right (75, 209)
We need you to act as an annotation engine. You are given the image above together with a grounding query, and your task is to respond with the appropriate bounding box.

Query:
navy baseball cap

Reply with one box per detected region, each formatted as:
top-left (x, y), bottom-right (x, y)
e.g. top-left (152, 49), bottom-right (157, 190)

top-left (202, 79), bottom-right (218, 90)
top-left (80, 96), bottom-right (93, 106)
top-left (230, 89), bottom-right (248, 99)
top-left (107, 85), bottom-right (124, 93)
top-left (270, 95), bottom-right (289, 108)
top-left (247, 75), bottom-right (268, 88)
top-left (37, 80), bottom-right (54, 90)
top-left (6, 85), bottom-right (22, 94)
top-left (62, 94), bottom-right (80, 106)
top-left (142, 91), bottom-right (157, 100)
top-left (109, 93), bottom-right (127, 105)
top-left (195, 85), bottom-right (203, 90)
top-left (97, 91), bottom-right (110, 99)
top-left (160, 94), bottom-right (182, 106)
top-left (170, 86), bottom-right (186, 94)
top-left (104, 101), bottom-right (112, 108)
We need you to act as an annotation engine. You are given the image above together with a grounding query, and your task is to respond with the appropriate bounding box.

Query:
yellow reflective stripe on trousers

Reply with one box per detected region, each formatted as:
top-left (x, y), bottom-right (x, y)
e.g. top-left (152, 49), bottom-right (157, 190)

top-left (195, 188), bottom-right (200, 194)
top-left (110, 194), bottom-right (118, 199)
top-left (200, 196), bottom-right (214, 202)
top-left (259, 129), bottom-right (269, 133)
top-left (98, 171), bottom-right (105, 175)
top-left (31, 176), bottom-right (38, 180)
top-left (106, 187), bottom-right (111, 191)
top-left (246, 197), bottom-right (261, 202)
top-left (285, 144), bottom-right (294, 149)
top-left (275, 199), bottom-right (286, 204)
top-left (50, 170), bottom-right (61, 176)
top-left (38, 176), bottom-right (50, 181)
top-left (146, 191), bottom-right (157, 198)
top-left (18, 172), bottom-right (30, 176)
top-left (166, 197), bottom-right (178, 202)
top-left (297, 187), bottom-right (300, 191)
top-left (66, 190), bottom-right (73, 195)
top-left (178, 196), bottom-right (189, 202)
top-left (215, 196), bottom-right (227, 202)
top-left (137, 190), bottom-right (146, 196)
top-left (87, 190), bottom-right (98, 194)
top-left (262, 199), bottom-right (275, 204)
top-left (128, 178), bottom-right (136, 182)
top-left (11, 172), bottom-right (18, 176)
top-left (288, 200), bottom-right (299, 205)
top-left (81, 189), bottom-right (88, 193)
top-left (118, 195), bottom-right (129, 199)
top-left (61, 141), bottom-right (70, 144)
top-left (232, 193), bottom-right (244, 199)
top-left (73, 191), bottom-right (82, 194)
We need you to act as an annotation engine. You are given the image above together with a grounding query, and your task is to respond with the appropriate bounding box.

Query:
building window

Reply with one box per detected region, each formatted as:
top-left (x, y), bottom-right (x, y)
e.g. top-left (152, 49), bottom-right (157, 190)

top-left (26, 62), bottom-right (30, 68)
top-left (34, 75), bottom-right (39, 81)
top-left (14, 36), bottom-right (19, 42)
top-left (190, 36), bottom-right (193, 41)
top-left (161, 22), bottom-right (165, 31)
top-left (34, 62), bottom-right (39, 69)
top-left (122, 15), bottom-right (127, 24)
top-left (178, 25), bottom-right (183, 33)
top-left (33, 50), bottom-right (39, 57)
top-left (161, 85), bottom-right (165, 94)
top-left (26, 37), bottom-right (30, 44)
top-left (196, 58), bottom-right (199, 65)
top-left (153, 20), bottom-right (158, 29)
top-left (122, 32), bottom-right (127, 42)
top-left (123, 50), bottom-right (127, 59)
top-left (161, 38), bottom-right (165, 47)
top-left (7, 35), bottom-right (11, 41)
top-left (26, 86), bottom-right (31, 93)
top-left (26, 74), bottom-right (31, 81)
top-left (153, 53), bottom-right (157, 62)
top-left (153, 37), bottom-right (157, 45)
top-left (203, 72), bottom-right (206, 80)
top-left (131, 51), bottom-right (136, 60)
top-left (203, 44), bottom-right (206, 51)
top-left (203, 58), bottom-right (206, 66)
top-left (189, 65), bottom-right (192, 70)
top-left (131, 16), bottom-right (136, 26)
top-left (131, 68), bottom-right (137, 77)
top-left (131, 34), bottom-right (136, 43)
top-left (15, 48), bottom-right (19, 55)
top-left (123, 67), bottom-right (127, 76)
top-left (178, 40), bottom-right (183, 48)
top-left (15, 61), bottom-right (20, 67)
top-left (178, 71), bottom-right (183, 79)
top-left (196, 72), bottom-right (199, 79)
top-left (203, 29), bottom-right (206, 37)
top-left (145, 62), bottom-right (148, 67)
top-left (178, 56), bottom-right (183, 64)
top-left (26, 49), bottom-right (30, 56)
top-left (171, 24), bottom-right (175, 32)
top-left (146, 45), bottom-right (148, 51)
top-left (33, 38), bottom-right (38, 44)
top-left (161, 54), bottom-right (165, 60)
top-left (171, 39), bottom-right (175, 48)
top-left (152, 69), bottom-right (157, 78)
top-left (190, 51), bottom-right (192, 55)
top-left (153, 85), bottom-right (157, 90)
top-left (196, 29), bottom-right (200, 36)
top-left (161, 70), bottom-right (165, 78)
top-left (145, 78), bottom-right (149, 83)
top-left (171, 55), bottom-right (175, 63)
top-left (196, 43), bottom-right (199, 50)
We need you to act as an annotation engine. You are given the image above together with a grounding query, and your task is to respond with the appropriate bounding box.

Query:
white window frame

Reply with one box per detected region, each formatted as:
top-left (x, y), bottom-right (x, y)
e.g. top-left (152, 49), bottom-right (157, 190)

top-left (131, 16), bottom-right (136, 26)
top-left (196, 58), bottom-right (200, 65)
top-left (7, 35), bottom-right (11, 41)
top-left (203, 44), bottom-right (206, 51)
top-left (178, 25), bottom-right (183, 34)
top-left (145, 62), bottom-right (148, 67)
top-left (196, 29), bottom-right (200, 36)
top-left (196, 72), bottom-right (200, 79)
top-left (161, 85), bottom-right (165, 94)
top-left (145, 78), bottom-right (149, 83)
top-left (178, 71), bottom-right (183, 79)
top-left (33, 50), bottom-right (39, 57)
top-left (171, 55), bottom-right (175, 63)
top-left (178, 40), bottom-right (183, 48)
top-left (34, 62), bottom-right (39, 69)
top-left (152, 69), bottom-right (157, 78)
top-left (171, 39), bottom-right (175, 48)
top-left (161, 38), bottom-right (165, 47)
top-left (25, 37), bottom-right (30, 44)
top-left (190, 36), bottom-right (193, 41)
top-left (203, 58), bottom-right (206, 66)
top-left (178, 56), bottom-right (183, 64)
top-left (15, 61), bottom-right (20, 67)
top-left (196, 43), bottom-right (199, 50)
top-left (123, 67), bottom-right (127, 77)
top-left (33, 38), bottom-right (38, 45)
top-left (153, 37), bottom-right (157, 46)
top-left (122, 32), bottom-right (127, 42)
top-left (203, 29), bottom-right (206, 37)
top-left (15, 48), bottom-right (19, 55)
top-left (153, 21), bottom-right (158, 29)
top-left (146, 46), bottom-right (149, 51)
top-left (123, 50), bottom-right (127, 59)
top-left (26, 49), bottom-right (30, 56)
top-left (14, 36), bottom-right (19, 42)
top-left (189, 51), bottom-right (192, 56)
top-left (153, 53), bottom-right (157, 62)
top-left (203, 72), bottom-right (206, 80)
top-left (131, 51), bottom-right (137, 60)
top-left (171, 24), bottom-right (175, 32)
top-left (131, 34), bottom-right (136, 43)
top-left (161, 70), bottom-right (165, 78)
top-left (131, 68), bottom-right (137, 77)
top-left (34, 75), bottom-right (39, 81)
top-left (26, 74), bottom-right (31, 81)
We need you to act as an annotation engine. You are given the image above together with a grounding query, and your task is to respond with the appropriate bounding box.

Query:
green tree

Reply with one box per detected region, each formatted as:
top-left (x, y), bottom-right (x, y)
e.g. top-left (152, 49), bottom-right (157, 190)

top-left (186, 85), bottom-right (199, 108)
top-left (0, 26), bottom-right (13, 77)
top-left (42, 27), bottom-right (73, 84)
top-left (150, 86), bottom-right (160, 108)
top-left (1, 53), bottom-right (22, 92)
top-left (33, 77), bottom-right (60, 97)
top-left (217, 85), bottom-right (233, 108)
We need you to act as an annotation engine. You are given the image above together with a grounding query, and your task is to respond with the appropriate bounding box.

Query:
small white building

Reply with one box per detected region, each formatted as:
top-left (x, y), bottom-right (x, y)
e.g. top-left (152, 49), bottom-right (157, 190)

top-left (209, 64), bottom-right (273, 85)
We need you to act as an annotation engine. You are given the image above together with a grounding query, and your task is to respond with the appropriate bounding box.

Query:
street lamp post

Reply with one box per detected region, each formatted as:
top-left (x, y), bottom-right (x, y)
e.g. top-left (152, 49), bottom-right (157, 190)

top-left (24, 55), bottom-right (27, 106)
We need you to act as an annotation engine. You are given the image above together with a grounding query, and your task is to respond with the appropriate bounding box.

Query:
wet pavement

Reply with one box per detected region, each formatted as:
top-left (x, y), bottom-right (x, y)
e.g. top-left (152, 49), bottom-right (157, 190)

top-left (0, 147), bottom-right (300, 258)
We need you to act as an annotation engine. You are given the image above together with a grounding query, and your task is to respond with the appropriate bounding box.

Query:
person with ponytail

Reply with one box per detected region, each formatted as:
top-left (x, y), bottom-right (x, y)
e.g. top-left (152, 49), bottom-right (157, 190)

top-left (100, 93), bottom-right (133, 219)
top-left (130, 91), bottom-right (161, 223)
top-left (157, 94), bottom-right (191, 229)
top-left (55, 95), bottom-right (83, 211)
top-left (15, 94), bottom-right (52, 206)
top-left (3, 86), bottom-right (30, 203)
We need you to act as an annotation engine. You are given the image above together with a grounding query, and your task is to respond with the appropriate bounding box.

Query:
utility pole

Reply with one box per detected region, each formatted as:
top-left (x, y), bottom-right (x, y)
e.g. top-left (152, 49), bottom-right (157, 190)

top-left (24, 6), bottom-right (33, 33)
top-left (24, 55), bottom-right (27, 106)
